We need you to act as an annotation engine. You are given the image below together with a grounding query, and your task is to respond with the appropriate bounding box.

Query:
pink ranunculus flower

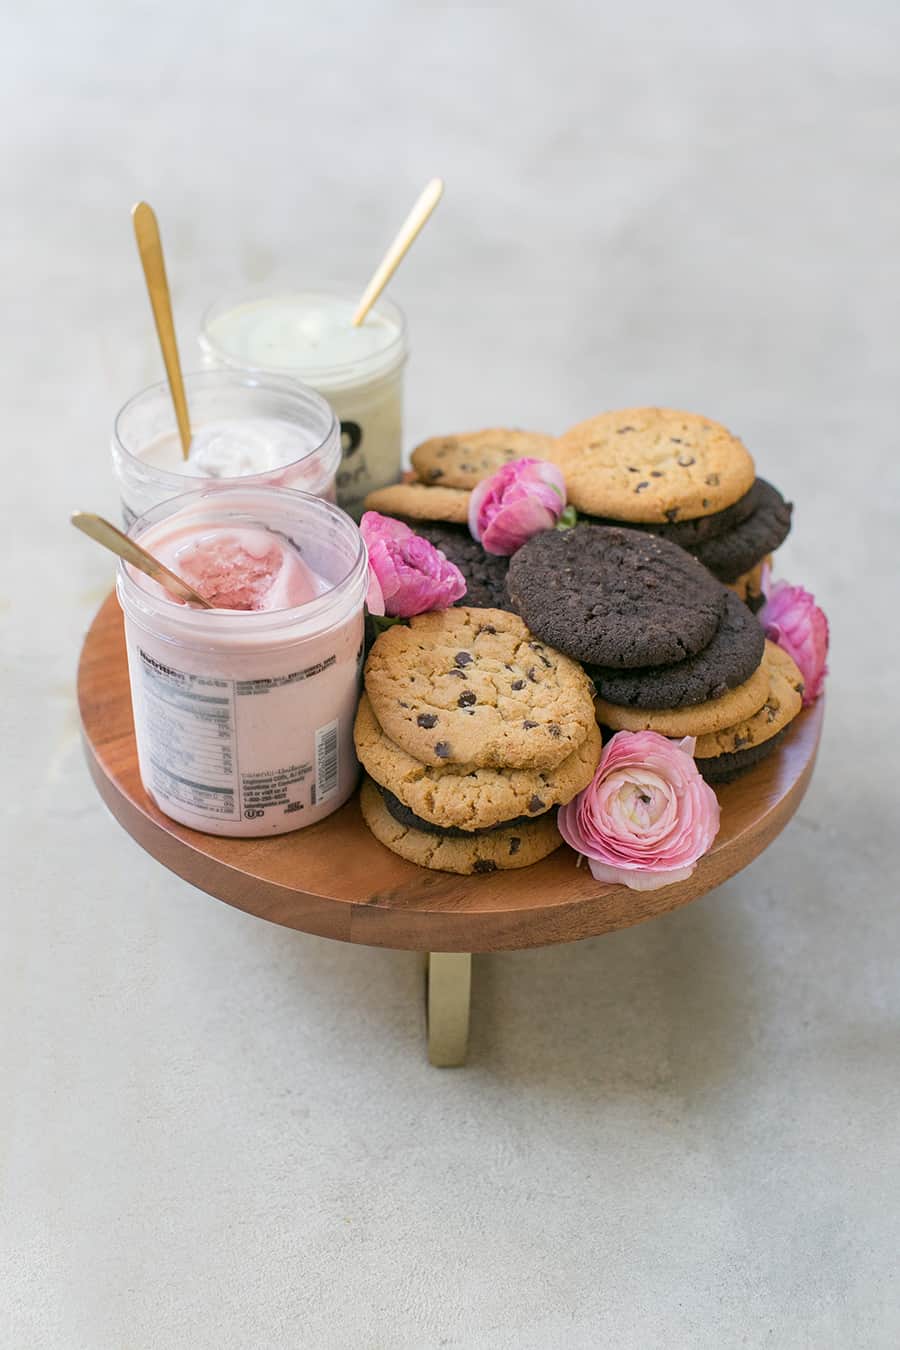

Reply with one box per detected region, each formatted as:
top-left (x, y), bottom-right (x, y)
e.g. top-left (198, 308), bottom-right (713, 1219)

top-left (360, 512), bottom-right (466, 619)
top-left (468, 457), bottom-right (567, 556)
top-left (759, 580), bottom-right (829, 707)
top-left (558, 731), bottom-right (720, 891)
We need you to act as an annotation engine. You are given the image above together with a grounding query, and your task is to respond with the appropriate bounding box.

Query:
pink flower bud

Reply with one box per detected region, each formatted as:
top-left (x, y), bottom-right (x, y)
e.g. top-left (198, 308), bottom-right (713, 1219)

top-left (468, 457), bottom-right (567, 556)
top-left (558, 731), bottom-right (720, 890)
top-left (759, 580), bottom-right (829, 706)
top-left (360, 512), bottom-right (466, 619)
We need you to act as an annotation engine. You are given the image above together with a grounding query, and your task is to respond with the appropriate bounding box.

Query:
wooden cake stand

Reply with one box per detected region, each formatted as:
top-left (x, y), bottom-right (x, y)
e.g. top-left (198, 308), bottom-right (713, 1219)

top-left (78, 595), bottom-right (824, 1066)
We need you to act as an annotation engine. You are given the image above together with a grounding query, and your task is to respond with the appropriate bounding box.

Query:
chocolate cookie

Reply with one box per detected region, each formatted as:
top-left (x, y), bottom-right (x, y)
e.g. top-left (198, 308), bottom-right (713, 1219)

top-left (363, 481), bottom-right (471, 525)
top-left (588, 590), bottom-right (765, 709)
top-left (360, 778), bottom-right (563, 874)
top-left (505, 525), bottom-right (726, 668)
top-left (693, 642), bottom-right (803, 757)
top-left (690, 480), bottom-right (792, 582)
top-left (412, 428), bottom-right (555, 490)
top-left (364, 606), bottom-right (596, 770)
top-left (585, 479), bottom-right (761, 544)
top-left (550, 408), bottom-right (756, 523)
top-left (696, 727), bottom-right (789, 783)
top-left (595, 657), bottom-right (770, 737)
top-left (354, 693), bottom-right (601, 831)
top-left (413, 522), bottom-right (512, 611)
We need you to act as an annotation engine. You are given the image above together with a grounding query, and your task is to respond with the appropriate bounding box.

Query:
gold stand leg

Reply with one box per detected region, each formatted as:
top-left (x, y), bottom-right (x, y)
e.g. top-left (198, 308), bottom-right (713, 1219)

top-left (425, 953), bottom-right (472, 1067)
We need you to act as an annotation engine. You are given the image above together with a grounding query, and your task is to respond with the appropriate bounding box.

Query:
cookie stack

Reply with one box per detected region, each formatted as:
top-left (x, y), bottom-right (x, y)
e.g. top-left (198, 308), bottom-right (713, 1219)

top-left (549, 408), bottom-right (792, 606)
top-left (363, 429), bottom-right (553, 611)
top-left (506, 524), bottom-right (805, 781)
top-left (355, 606), bottom-right (601, 873)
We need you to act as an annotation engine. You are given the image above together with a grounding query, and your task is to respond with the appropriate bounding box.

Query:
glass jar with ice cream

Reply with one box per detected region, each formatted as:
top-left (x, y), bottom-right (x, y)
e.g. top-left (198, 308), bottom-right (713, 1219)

top-left (112, 369), bottom-right (342, 526)
top-left (117, 485), bottom-right (367, 837)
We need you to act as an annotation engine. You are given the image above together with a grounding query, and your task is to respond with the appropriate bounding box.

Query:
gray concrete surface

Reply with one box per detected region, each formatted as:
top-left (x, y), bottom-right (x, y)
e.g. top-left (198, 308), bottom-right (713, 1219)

top-left (3, 3), bottom-right (899, 1346)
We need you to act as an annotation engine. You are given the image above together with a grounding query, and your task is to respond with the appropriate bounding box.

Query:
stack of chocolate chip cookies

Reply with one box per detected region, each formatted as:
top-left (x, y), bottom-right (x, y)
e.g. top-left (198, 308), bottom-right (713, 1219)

top-left (363, 428), bottom-right (554, 611)
top-left (506, 524), bottom-right (805, 781)
top-left (355, 606), bottom-right (601, 873)
top-left (549, 408), bottom-right (792, 608)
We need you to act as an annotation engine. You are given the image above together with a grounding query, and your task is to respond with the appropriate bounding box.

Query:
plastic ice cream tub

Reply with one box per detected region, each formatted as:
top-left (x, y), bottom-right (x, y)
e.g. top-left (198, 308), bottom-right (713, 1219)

top-left (112, 369), bottom-right (342, 526)
top-left (117, 486), bottom-right (367, 837)
top-left (198, 287), bottom-right (408, 518)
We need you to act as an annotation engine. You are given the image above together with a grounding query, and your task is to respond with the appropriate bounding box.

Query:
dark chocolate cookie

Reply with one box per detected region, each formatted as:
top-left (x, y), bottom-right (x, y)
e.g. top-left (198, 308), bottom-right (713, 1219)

top-left (696, 727), bottom-right (789, 783)
top-left (587, 589), bottom-right (765, 708)
top-left (585, 480), bottom-right (761, 545)
top-left (506, 524), bottom-right (726, 668)
top-left (689, 479), bottom-right (792, 582)
top-left (413, 522), bottom-right (512, 611)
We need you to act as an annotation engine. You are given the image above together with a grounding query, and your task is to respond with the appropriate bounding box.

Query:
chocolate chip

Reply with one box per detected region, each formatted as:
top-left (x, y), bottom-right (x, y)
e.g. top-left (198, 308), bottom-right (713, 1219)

top-left (434, 741), bottom-right (451, 758)
top-left (417, 713), bottom-right (438, 728)
top-left (528, 795), bottom-right (546, 813)
top-left (702, 498), bottom-right (710, 508)
top-left (677, 454), bottom-right (695, 467)
top-left (670, 437), bottom-right (684, 444)
top-left (476, 624), bottom-right (497, 636)
top-left (511, 678), bottom-right (526, 690)
top-left (427, 468), bottom-right (444, 481)
top-left (455, 651), bottom-right (473, 667)
top-left (627, 466), bottom-right (639, 473)
top-left (508, 838), bottom-right (521, 856)
top-left (734, 736), bottom-right (750, 749)
top-left (457, 690), bottom-right (477, 707)
top-left (529, 641), bottom-right (545, 651)
top-left (617, 426), bottom-right (636, 434)
top-left (446, 669), bottom-right (466, 679)
top-left (650, 470), bottom-right (663, 478)
top-left (399, 701), bottom-right (409, 708)
top-left (705, 473), bottom-right (720, 486)
top-left (523, 720), bottom-right (538, 729)
top-left (527, 668), bottom-right (538, 682)
top-left (548, 723), bottom-right (561, 738)
top-left (473, 859), bottom-right (497, 873)
top-left (635, 481), bottom-right (650, 492)
top-left (664, 507), bottom-right (680, 522)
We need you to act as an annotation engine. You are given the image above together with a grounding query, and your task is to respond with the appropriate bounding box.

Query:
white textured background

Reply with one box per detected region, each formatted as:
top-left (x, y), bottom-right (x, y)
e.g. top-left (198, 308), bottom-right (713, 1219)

top-left (3, 4), bottom-right (899, 1347)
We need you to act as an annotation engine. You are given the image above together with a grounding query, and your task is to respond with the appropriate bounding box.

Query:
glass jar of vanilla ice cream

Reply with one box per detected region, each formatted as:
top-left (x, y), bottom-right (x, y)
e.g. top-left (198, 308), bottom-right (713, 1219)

top-left (199, 287), bottom-right (408, 519)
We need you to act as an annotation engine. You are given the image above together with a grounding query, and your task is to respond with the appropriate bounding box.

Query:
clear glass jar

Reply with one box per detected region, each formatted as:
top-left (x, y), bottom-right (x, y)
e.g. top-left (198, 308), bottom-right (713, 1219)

top-left (117, 486), bottom-right (367, 837)
top-left (198, 286), bottom-right (408, 519)
top-left (112, 369), bottom-right (342, 526)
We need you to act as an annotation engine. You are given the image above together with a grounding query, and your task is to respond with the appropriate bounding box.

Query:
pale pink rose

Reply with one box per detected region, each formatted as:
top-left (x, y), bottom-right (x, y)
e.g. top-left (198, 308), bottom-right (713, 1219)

top-left (558, 731), bottom-right (720, 891)
top-left (360, 512), bottom-right (466, 618)
top-left (468, 457), bottom-right (567, 556)
top-left (759, 580), bottom-right (829, 706)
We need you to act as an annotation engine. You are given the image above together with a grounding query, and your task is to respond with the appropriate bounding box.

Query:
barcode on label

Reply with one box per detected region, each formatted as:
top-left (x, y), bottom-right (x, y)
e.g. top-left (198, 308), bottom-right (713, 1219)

top-left (315, 720), bottom-right (339, 803)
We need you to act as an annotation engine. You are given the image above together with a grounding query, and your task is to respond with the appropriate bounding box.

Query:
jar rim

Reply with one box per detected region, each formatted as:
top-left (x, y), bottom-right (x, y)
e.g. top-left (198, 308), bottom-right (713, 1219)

top-left (113, 368), bottom-right (341, 491)
top-left (198, 284), bottom-right (408, 387)
top-left (117, 485), bottom-right (368, 638)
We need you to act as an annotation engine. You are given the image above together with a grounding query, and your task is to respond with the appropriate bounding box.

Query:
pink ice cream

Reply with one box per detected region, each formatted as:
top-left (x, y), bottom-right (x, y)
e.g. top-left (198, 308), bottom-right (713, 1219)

top-left (141, 525), bottom-right (328, 611)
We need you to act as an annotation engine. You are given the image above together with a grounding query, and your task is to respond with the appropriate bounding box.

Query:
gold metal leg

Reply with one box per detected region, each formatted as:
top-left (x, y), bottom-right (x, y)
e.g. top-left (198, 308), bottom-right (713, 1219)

top-left (425, 953), bottom-right (472, 1067)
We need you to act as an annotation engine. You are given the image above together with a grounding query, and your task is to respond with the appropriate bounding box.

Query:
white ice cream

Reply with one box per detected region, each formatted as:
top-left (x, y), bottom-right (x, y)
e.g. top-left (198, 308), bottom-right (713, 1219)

top-left (138, 417), bottom-right (312, 478)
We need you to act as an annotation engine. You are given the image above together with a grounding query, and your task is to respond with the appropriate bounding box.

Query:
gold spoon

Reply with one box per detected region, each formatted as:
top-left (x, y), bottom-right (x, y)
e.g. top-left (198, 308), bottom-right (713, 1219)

top-left (352, 177), bottom-right (444, 326)
top-left (132, 201), bottom-right (192, 459)
top-left (71, 511), bottom-right (213, 608)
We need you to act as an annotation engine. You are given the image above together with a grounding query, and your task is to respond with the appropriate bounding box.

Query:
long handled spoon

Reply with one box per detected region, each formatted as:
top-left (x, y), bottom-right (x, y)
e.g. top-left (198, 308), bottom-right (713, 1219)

top-left (71, 511), bottom-right (213, 608)
top-left (352, 177), bottom-right (444, 327)
top-left (132, 201), bottom-right (192, 459)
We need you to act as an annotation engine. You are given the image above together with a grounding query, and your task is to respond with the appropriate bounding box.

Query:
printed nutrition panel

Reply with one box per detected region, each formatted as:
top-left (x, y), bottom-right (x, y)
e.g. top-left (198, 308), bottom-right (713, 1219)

top-left (139, 649), bottom-right (239, 819)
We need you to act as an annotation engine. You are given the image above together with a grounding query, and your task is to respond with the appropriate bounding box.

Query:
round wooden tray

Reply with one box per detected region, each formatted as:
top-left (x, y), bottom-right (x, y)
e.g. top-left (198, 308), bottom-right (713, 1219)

top-left (78, 594), bottom-right (823, 955)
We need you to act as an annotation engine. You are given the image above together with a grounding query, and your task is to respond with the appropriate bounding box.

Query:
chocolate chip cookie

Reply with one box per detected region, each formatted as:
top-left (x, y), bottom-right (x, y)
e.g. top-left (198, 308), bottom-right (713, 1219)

top-left (363, 481), bottom-right (471, 525)
top-left (364, 607), bottom-right (596, 770)
top-left (588, 590), bottom-right (765, 708)
top-left (506, 524), bottom-right (726, 667)
top-left (354, 693), bottom-right (601, 830)
top-left (693, 642), bottom-right (804, 757)
top-left (360, 777), bottom-right (563, 874)
top-left (412, 428), bottom-right (555, 490)
top-left (550, 408), bottom-right (756, 523)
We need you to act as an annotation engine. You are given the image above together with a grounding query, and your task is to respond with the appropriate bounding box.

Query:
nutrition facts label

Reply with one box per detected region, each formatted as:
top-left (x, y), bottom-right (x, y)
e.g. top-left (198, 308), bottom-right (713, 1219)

top-left (138, 648), bottom-right (239, 819)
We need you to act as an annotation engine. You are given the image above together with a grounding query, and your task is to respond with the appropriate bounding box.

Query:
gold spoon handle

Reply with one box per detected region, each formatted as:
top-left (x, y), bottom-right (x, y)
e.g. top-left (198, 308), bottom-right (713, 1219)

top-left (132, 201), bottom-right (192, 459)
top-left (71, 511), bottom-right (213, 608)
top-left (352, 177), bottom-right (444, 327)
